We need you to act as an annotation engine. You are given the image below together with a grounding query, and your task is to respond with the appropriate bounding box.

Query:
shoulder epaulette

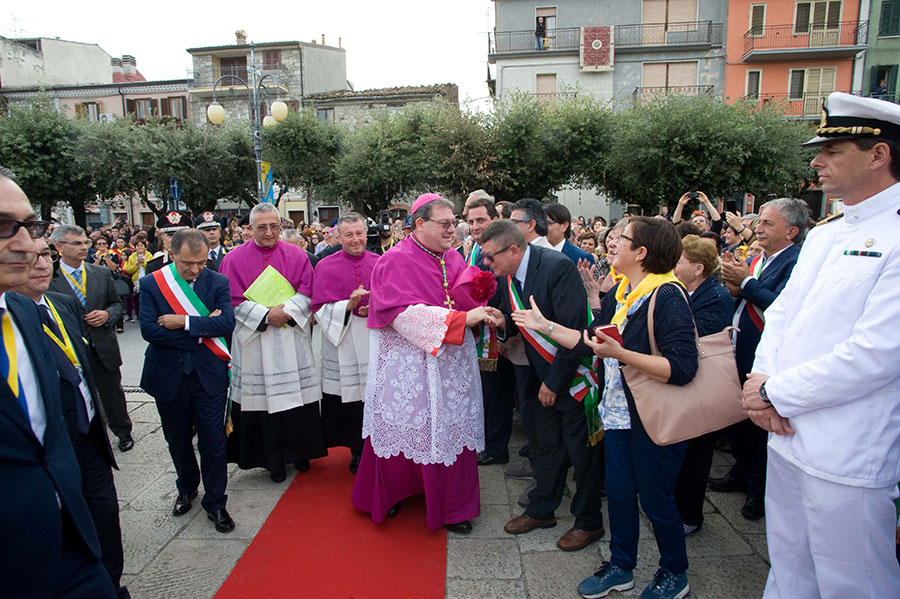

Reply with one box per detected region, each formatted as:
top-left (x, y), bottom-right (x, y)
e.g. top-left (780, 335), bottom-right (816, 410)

top-left (815, 213), bottom-right (843, 226)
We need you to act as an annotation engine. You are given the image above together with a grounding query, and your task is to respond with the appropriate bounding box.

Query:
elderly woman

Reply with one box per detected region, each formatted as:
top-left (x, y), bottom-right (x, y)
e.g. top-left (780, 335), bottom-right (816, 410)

top-left (513, 217), bottom-right (697, 599)
top-left (671, 235), bottom-right (735, 536)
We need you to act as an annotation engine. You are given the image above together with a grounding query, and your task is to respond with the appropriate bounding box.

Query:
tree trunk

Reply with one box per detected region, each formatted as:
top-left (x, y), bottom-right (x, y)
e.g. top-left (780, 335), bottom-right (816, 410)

top-left (71, 202), bottom-right (88, 229)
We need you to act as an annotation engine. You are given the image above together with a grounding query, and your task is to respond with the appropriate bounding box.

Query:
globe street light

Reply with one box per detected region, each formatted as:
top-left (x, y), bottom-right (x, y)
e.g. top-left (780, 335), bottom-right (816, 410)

top-left (205, 45), bottom-right (288, 203)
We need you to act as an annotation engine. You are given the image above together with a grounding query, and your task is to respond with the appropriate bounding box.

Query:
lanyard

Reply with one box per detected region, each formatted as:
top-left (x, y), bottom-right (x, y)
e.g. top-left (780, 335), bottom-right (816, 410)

top-left (42, 298), bottom-right (80, 370)
top-left (1, 312), bottom-right (19, 396)
top-left (61, 265), bottom-right (87, 298)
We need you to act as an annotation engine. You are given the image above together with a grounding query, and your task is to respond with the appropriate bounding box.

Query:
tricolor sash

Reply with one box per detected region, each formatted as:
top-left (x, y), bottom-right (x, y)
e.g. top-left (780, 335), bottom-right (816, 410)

top-left (467, 243), bottom-right (481, 267)
top-left (745, 254), bottom-right (766, 332)
top-left (475, 324), bottom-right (498, 371)
top-left (152, 264), bottom-right (231, 361)
top-left (507, 276), bottom-right (602, 444)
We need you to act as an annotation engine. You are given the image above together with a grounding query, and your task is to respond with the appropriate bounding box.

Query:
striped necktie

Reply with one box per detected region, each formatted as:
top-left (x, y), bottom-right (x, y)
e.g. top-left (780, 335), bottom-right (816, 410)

top-left (71, 269), bottom-right (86, 306)
top-left (0, 309), bottom-right (28, 423)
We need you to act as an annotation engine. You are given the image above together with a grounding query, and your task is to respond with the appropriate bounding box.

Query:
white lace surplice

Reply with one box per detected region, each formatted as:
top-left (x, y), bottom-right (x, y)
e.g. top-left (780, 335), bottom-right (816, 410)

top-left (362, 304), bottom-right (485, 466)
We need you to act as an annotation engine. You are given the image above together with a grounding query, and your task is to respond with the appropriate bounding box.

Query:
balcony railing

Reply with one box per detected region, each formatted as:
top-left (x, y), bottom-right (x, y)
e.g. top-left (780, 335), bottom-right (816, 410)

top-left (615, 21), bottom-right (723, 47)
top-left (489, 22), bottom-right (722, 55)
top-left (743, 91), bottom-right (899, 117)
top-left (534, 92), bottom-right (578, 103)
top-left (490, 27), bottom-right (581, 53)
top-left (633, 85), bottom-right (715, 101)
top-left (743, 21), bottom-right (868, 58)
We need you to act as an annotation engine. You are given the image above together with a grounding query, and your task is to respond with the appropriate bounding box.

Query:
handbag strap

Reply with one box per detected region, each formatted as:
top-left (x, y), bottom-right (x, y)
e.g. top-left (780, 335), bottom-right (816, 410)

top-left (644, 283), bottom-right (699, 357)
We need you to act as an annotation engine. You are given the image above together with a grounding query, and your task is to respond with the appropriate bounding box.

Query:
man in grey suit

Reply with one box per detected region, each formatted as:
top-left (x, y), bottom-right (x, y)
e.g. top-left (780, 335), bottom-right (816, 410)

top-left (50, 224), bottom-right (134, 452)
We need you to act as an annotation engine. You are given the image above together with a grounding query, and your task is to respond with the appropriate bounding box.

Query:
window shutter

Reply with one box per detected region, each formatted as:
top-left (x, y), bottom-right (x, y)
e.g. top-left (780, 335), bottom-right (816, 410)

top-left (795, 3), bottom-right (811, 32)
top-left (151, 99), bottom-right (159, 116)
top-left (880, 1), bottom-right (900, 36)
top-left (826, 1), bottom-right (841, 28)
top-left (750, 5), bottom-right (765, 36)
top-left (746, 71), bottom-right (761, 98)
top-left (789, 70), bottom-right (805, 98)
top-left (126, 99), bottom-right (135, 115)
top-left (75, 103), bottom-right (86, 119)
top-left (161, 98), bottom-right (170, 117)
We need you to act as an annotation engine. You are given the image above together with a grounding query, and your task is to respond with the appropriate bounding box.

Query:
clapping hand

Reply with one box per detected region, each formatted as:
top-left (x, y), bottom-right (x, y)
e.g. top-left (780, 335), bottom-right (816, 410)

top-left (721, 251), bottom-right (751, 288)
top-left (577, 259), bottom-right (601, 308)
top-left (347, 286), bottom-right (369, 312)
top-left (511, 295), bottom-right (549, 333)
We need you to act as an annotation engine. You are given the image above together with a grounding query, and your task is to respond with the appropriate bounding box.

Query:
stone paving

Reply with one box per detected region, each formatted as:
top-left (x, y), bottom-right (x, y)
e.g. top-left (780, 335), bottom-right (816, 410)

top-left (115, 322), bottom-right (770, 598)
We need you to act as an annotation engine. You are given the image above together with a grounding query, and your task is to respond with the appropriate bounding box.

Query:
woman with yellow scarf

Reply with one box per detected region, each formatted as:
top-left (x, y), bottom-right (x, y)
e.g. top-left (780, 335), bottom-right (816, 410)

top-left (512, 217), bottom-right (698, 599)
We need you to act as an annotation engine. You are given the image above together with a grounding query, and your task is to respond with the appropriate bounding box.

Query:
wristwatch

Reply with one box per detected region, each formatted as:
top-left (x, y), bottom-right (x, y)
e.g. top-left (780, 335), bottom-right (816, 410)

top-left (759, 381), bottom-right (771, 404)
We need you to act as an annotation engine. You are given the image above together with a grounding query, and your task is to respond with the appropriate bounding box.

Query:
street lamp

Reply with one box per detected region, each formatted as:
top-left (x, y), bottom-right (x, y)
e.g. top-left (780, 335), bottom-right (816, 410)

top-left (206, 45), bottom-right (288, 203)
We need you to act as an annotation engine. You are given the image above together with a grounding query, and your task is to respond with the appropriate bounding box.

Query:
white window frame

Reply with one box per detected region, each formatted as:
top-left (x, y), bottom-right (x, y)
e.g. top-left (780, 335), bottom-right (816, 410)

top-left (749, 3), bottom-right (767, 37)
top-left (745, 69), bottom-right (763, 98)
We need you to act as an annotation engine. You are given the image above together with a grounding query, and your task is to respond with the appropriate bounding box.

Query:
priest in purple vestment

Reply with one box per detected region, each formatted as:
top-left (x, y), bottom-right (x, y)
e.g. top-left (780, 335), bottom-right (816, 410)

top-left (351, 193), bottom-right (499, 534)
top-left (219, 203), bottom-right (326, 483)
top-left (311, 212), bottom-right (379, 474)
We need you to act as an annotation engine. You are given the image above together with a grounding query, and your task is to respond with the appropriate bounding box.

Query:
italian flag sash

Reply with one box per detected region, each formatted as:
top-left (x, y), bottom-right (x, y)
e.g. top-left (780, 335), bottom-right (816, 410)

top-left (507, 276), bottom-right (603, 444)
top-left (467, 243), bottom-right (481, 267)
top-left (152, 264), bottom-right (231, 361)
top-left (475, 324), bottom-right (498, 371)
top-left (745, 254), bottom-right (767, 333)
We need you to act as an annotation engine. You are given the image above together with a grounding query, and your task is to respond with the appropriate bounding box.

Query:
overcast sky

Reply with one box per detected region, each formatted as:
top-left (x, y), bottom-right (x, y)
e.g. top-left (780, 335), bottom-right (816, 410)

top-left (3, 1), bottom-right (495, 108)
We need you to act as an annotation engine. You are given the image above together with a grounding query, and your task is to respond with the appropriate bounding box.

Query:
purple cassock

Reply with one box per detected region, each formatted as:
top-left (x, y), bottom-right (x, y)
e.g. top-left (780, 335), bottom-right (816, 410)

top-left (219, 239), bottom-right (313, 307)
top-left (310, 249), bottom-right (378, 316)
top-left (351, 234), bottom-right (486, 531)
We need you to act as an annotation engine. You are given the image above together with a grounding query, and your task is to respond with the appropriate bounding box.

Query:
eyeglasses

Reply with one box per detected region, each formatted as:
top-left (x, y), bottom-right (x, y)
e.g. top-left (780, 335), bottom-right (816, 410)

top-left (0, 219), bottom-right (50, 239)
top-left (482, 245), bottom-right (512, 262)
top-left (254, 224), bottom-right (283, 233)
top-left (508, 218), bottom-right (532, 225)
top-left (427, 219), bottom-right (455, 230)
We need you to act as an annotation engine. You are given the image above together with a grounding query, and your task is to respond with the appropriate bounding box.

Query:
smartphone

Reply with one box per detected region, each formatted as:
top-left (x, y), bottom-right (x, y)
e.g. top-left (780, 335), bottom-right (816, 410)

top-left (725, 199), bottom-right (739, 213)
top-left (687, 191), bottom-right (699, 200)
top-left (594, 324), bottom-right (623, 345)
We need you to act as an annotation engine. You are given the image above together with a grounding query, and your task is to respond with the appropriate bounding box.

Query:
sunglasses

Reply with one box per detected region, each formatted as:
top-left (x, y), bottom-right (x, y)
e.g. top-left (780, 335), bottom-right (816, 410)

top-left (0, 219), bottom-right (50, 239)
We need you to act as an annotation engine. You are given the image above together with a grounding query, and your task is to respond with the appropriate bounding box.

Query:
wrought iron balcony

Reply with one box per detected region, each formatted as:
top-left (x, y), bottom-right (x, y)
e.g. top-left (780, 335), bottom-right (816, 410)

top-left (742, 91), bottom-right (898, 117)
top-left (633, 85), bottom-right (715, 101)
top-left (742, 21), bottom-right (868, 61)
top-left (534, 92), bottom-right (578, 103)
top-left (615, 21), bottom-right (723, 48)
top-left (488, 22), bottom-right (722, 58)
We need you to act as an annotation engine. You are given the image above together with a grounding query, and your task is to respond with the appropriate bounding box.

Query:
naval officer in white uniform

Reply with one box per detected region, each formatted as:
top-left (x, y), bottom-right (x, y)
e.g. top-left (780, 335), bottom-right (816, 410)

top-left (742, 92), bottom-right (900, 598)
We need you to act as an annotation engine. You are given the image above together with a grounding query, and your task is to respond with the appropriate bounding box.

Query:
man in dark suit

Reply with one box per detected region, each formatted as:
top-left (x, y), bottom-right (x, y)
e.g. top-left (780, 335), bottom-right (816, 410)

top-left (481, 219), bottom-right (605, 552)
top-left (13, 238), bottom-right (129, 598)
top-left (195, 210), bottom-right (227, 271)
top-left (544, 203), bottom-right (596, 266)
top-left (0, 168), bottom-right (116, 598)
top-left (140, 229), bottom-right (236, 533)
top-left (49, 224), bottom-right (134, 452)
top-left (712, 198), bottom-right (807, 520)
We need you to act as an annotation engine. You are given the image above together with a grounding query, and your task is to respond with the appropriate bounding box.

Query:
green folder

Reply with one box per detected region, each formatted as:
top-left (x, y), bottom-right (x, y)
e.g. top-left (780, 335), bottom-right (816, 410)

top-left (243, 265), bottom-right (296, 307)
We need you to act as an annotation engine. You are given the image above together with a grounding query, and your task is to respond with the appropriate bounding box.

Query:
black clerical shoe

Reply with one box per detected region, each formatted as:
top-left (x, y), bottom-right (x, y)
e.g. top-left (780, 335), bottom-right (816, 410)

top-left (270, 469), bottom-right (287, 483)
top-left (387, 502), bottom-right (401, 518)
top-left (295, 460), bottom-right (310, 472)
top-left (349, 454), bottom-right (361, 474)
top-left (445, 521), bottom-right (473, 534)
top-left (518, 444), bottom-right (530, 457)
top-left (118, 436), bottom-right (134, 452)
top-left (707, 473), bottom-right (746, 493)
top-left (741, 496), bottom-right (765, 521)
top-left (476, 451), bottom-right (508, 466)
top-left (207, 509), bottom-right (236, 533)
top-left (172, 491), bottom-right (198, 517)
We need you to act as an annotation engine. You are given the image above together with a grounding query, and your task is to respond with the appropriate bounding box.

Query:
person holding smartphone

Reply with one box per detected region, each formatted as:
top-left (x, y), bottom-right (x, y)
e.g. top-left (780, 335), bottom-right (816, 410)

top-left (512, 217), bottom-right (698, 599)
top-left (672, 191), bottom-right (724, 237)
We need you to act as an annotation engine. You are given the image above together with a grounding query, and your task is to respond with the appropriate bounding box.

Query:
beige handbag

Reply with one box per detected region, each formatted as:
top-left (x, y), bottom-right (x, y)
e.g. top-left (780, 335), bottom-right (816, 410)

top-left (620, 285), bottom-right (746, 446)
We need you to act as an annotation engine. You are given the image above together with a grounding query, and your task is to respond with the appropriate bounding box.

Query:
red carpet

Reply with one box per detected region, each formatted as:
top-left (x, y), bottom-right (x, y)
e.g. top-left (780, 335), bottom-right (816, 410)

top-left (216, 448), bottom-right (447, 599)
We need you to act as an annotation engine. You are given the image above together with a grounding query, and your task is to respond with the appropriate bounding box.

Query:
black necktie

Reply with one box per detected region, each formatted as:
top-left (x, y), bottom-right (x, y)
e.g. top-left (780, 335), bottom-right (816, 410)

top-left (41, 307), bottom-right (89, 434)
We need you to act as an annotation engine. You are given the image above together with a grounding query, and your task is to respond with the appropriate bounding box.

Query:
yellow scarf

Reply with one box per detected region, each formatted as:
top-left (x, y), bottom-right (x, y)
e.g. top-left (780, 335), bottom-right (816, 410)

top-left (611, 271), bottom-right (682, 326)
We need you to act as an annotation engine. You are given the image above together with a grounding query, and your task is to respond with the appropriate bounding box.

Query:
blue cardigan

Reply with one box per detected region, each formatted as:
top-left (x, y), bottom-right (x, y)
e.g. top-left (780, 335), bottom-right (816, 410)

top-left (688, 275), bottom-right (734, 337)
top-left (585, 282), bottom-right (699, 433)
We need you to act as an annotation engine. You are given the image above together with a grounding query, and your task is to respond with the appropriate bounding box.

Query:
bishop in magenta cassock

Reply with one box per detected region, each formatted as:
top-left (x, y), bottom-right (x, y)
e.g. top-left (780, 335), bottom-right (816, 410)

top-left (310, 213), bottom-right (379, 474)
top-left (351, 194), bottom-right (500, 534)
top-left (219, 204), bottom-right (326, 483)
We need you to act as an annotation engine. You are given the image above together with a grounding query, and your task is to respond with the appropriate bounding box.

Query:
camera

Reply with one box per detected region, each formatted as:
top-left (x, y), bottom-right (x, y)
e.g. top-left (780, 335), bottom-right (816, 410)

top-left (687, 191), bottom-right (699, 200)
top-left (367, 211), bottom-right (392, 252)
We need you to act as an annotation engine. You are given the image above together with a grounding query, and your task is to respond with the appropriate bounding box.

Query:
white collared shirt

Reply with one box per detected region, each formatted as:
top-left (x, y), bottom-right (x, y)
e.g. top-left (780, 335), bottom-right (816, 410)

top-left (0, 293), bottom-right (46, 443)
top-left (530, 236), bottom-right (553, 249)
top-left (550, 238), bottom-right (565, 252)
top-left (59, 259), bottom-right (85, 293)
top-left (515, 245), bottom-right (532, 289)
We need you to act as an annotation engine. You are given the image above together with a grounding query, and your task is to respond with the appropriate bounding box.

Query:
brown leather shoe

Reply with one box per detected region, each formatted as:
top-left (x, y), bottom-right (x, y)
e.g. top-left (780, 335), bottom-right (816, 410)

top-left (556, 526), bottom-right (605, 551)
top-left (504, 513), bottom-right (557, 534)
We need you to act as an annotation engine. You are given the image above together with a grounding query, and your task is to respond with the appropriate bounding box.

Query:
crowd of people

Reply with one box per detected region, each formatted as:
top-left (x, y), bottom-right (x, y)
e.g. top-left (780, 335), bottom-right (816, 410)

top-left (0, 91), bottom-right (898, 599)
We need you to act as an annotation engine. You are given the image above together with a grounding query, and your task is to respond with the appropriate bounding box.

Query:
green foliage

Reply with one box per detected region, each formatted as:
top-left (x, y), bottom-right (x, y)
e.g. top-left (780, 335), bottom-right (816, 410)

top-left (0, 99), bottom-right (94, 221)
top-left (595, 95), bottom-right (815, 213)
top-left (261, 109), bottom-right (341, 205)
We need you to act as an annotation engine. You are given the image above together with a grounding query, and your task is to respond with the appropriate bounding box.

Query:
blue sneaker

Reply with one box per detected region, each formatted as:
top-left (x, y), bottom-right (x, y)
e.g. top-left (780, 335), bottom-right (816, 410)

top-left (639, 568), bottom-right (690, 599)
top-left (577, 561), bottom-right (635, 598)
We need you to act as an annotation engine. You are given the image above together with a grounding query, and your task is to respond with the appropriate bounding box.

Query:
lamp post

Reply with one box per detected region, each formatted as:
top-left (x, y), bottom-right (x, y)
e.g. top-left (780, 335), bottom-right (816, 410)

top-left (206, 45), bottom-right (288, 203)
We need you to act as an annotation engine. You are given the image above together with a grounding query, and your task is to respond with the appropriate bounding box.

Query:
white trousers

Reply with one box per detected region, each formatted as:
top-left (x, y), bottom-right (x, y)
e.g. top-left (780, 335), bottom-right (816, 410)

top-left (763, 449), bottom-right (900, 599)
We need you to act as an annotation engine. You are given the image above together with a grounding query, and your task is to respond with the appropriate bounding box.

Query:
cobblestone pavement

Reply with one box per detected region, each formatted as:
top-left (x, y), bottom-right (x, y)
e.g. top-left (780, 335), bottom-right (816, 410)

top-left (115, 322), bottom-right (769, 598)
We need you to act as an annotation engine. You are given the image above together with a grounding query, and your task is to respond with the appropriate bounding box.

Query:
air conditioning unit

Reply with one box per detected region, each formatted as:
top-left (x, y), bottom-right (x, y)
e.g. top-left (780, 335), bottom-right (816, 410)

top-left (580, 27), bottom-right (614, 72)
top-left (99, 113), bottom-right (116, 123)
